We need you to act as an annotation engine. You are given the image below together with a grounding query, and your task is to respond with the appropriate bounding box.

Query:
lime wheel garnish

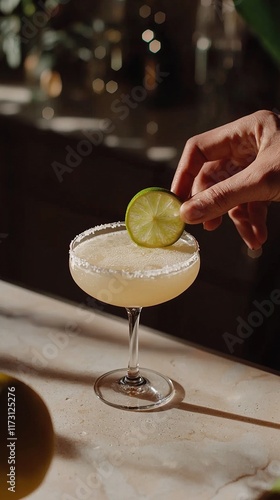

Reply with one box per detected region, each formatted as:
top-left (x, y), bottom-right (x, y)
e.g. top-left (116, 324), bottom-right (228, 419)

top-left (125, 187), bottom-right (185, 248)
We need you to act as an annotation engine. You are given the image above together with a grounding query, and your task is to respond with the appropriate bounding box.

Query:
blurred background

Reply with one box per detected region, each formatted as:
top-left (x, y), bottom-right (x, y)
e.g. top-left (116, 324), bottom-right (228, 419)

top-left (1, 0), bottom-right (280, 373)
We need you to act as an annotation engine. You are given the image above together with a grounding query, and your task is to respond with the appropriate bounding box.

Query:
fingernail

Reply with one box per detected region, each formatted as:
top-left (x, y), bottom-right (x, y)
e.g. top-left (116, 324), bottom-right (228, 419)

top-left (180, 198), bottom-right (205, 222)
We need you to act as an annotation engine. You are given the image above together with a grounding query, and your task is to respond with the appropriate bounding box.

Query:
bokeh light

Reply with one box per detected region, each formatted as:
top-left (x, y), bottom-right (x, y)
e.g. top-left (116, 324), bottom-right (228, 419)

top-left (149, 40), bottom-right (161, 53)
top-left (142, 29), bottom-right (154, 43)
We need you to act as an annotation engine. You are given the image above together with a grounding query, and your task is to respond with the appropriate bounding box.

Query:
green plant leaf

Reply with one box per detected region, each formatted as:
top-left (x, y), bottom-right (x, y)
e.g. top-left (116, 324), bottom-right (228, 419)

top-left (234, 0), bottom-right (280, 65)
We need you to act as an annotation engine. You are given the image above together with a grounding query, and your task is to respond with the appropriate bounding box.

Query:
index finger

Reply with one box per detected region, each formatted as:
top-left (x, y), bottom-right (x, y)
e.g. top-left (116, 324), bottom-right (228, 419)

top-left (171, 113), bottom-right (259, 200)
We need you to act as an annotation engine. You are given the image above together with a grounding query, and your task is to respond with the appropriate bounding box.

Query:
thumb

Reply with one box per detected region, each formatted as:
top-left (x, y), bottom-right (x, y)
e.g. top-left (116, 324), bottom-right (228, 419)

top-left (179, 168), bottom-right (262, 224)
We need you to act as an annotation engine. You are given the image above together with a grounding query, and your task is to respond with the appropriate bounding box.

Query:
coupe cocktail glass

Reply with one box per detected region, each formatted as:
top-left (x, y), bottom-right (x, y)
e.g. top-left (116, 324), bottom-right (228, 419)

top-left (69, 221), bottom-right (200, 410)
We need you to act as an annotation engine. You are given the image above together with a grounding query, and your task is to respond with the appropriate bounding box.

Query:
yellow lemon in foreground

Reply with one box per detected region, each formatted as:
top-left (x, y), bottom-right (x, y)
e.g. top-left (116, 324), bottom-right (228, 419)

top-left (0, 373), bottom-right (55, 499)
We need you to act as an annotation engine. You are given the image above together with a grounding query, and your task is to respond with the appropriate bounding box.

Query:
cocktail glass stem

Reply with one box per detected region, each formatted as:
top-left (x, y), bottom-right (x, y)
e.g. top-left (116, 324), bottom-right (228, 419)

top-left (120, 307), bottom-right (145, 386)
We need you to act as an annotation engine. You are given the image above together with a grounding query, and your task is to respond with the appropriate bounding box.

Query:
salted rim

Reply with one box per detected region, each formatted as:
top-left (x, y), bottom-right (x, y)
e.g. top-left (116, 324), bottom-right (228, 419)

top-left (69, 221), bottom-right (200, 279)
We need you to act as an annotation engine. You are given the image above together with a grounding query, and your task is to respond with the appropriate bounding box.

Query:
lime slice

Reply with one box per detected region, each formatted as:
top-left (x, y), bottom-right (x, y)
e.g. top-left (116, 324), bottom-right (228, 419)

top-left (272, 478), bottom-right (280, 492)
top-left (125, 187), bottom-right (185, 247)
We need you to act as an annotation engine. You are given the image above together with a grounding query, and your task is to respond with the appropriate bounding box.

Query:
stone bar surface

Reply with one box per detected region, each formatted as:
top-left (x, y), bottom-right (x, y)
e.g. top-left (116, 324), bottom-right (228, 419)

top-left (0, 280), bottom-right (280, 500)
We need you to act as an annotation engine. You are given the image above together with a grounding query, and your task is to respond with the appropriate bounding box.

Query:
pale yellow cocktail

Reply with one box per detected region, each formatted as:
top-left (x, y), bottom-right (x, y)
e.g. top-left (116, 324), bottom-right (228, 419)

top-left (70, 226), bottom-right (200, 308)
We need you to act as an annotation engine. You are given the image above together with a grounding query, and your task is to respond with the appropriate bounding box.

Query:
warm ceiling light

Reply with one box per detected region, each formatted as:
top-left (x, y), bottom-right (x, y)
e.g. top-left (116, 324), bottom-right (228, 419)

top-left (154, 11), bottom-right (166, 24)
top-left (92, 78), bottom-right (105, 94)
top-left (142, 29), bottom-right (154, 43)
top-left (139, 5), bottom-right (151, 18)
top-left (106, 80), bottom-right (118, 93)
top-left (94, 46), bottom-right (106, 59)
top-left (149, 40), bottom-right (161, 53)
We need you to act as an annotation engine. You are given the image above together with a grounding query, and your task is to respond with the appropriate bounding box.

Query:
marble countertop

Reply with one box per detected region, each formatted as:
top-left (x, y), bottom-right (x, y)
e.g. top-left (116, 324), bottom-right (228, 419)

top-left (0, 279), bottom-right (280, 500)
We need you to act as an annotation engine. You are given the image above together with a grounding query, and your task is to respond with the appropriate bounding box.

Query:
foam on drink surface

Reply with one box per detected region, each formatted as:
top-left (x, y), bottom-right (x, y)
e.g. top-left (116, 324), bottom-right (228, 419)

top-left (75, 230), bottom-right (195, 274)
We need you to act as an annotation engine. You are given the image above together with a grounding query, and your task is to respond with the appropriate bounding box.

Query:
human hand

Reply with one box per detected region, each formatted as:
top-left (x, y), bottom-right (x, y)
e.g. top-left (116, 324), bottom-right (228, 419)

top-left (171, 110), bottom-right (280, 250)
